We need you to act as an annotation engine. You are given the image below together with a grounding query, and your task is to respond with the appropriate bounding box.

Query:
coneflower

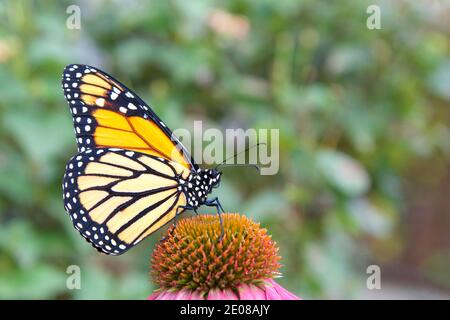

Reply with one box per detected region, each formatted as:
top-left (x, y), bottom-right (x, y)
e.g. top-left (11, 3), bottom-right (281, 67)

top-left (148, 213), bottom-right (300, 300)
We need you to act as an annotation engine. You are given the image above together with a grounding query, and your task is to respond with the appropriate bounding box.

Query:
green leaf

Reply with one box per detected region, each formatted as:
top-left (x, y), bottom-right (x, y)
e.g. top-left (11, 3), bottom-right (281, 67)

top-left (317, 149), bottom-right (370, 197)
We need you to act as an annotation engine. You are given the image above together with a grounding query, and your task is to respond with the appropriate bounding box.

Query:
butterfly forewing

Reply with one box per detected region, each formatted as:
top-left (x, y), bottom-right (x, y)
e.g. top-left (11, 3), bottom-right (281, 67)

top-left (61, 64), bottom-right (195, 170)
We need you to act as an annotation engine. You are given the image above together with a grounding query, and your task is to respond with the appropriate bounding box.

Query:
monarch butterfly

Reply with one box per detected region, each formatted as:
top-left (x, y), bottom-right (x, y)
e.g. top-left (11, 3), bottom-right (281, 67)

top-left (61, 64), bottom-right (226, 255)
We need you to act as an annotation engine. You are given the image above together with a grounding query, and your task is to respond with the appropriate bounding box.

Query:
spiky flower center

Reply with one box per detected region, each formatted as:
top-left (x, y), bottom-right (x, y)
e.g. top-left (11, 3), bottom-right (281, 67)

top-left (151, 213), bottom-right (281, 293)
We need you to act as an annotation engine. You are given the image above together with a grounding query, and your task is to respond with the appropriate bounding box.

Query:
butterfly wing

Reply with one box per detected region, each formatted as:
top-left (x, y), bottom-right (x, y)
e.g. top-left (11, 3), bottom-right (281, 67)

top-left (62, 148), bottom-right (189, 255)
top-left (61, 64), bottom-right (196, 170)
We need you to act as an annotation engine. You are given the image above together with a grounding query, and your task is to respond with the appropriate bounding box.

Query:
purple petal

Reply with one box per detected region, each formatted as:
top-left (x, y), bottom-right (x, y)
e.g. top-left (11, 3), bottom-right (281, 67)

top-left (155, 290), bottom-right (179, 300)
top-left (174, 289), bottom-right (195, 300)
top-left (238, 284), bottom-right (267, 300)
top-left (263, 283), bottom-right (283, 300)
top-left (207, 288), bottom-right (238, 300)
top-left (266, 279), bottom-right (301, 300)
top-left (207, 288), bottom-right (224, 300)
top-left (185, 290), bottom-right (204, 300)
top-left (220, 290), bottom-right (239, 300)
top-left (148, 288), bottom-right (205, 300)
top-left (147, 291), bottom-right (160, 300)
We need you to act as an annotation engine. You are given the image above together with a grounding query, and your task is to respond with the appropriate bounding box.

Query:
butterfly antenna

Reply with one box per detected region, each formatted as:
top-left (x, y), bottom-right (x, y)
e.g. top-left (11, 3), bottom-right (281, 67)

top-left (218, 163), bottom-right (261, 173)
top-left (215, 142), bottom-right (265, 169)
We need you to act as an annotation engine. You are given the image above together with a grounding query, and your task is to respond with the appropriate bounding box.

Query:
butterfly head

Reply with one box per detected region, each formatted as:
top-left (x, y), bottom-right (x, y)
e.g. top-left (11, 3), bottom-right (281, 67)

top-left (209, 169), bottom-right (222, 189)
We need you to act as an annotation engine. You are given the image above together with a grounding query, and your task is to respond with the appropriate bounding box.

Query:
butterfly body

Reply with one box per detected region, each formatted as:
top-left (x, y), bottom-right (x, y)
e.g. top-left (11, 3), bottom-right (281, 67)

top-left (182, 169), bottom-right (222, 209)
top-left (61, 64), bottom-right (224, 255)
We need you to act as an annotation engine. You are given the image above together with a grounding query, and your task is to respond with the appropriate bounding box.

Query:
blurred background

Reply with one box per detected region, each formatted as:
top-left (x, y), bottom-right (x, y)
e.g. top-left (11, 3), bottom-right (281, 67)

top-left (0, 0), bottom-right (449, 299)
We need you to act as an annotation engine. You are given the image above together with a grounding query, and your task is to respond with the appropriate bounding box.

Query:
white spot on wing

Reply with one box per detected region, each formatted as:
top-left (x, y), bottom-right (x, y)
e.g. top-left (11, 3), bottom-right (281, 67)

top-left (95, 98), bottom-right (105, 107)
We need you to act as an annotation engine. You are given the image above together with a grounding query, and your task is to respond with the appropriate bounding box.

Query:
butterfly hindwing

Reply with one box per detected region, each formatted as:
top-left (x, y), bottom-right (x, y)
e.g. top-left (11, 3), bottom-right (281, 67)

top-left (62, 148), bottom-right (189, 255)
top-left (61, 64), bottom-right (195, 170)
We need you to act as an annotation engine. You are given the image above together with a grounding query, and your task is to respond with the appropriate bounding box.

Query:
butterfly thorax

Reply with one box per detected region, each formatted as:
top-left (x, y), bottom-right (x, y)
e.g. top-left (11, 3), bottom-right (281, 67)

top-left (179, 169), bottom-right (222, 209)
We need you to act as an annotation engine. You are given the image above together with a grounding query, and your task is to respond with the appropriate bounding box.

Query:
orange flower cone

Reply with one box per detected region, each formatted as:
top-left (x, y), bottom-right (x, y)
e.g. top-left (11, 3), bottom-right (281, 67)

top-left (148, 213), bottom-right (300, 300)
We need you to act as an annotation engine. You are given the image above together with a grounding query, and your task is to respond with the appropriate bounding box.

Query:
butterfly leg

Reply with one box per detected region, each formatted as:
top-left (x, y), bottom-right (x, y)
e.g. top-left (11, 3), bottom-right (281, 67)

top-left (161, 205), bottom-right (194, 242)
top-left (204, 197), bottom-right (225, 241)
top-left (173, 205), bottom-right (194, 227)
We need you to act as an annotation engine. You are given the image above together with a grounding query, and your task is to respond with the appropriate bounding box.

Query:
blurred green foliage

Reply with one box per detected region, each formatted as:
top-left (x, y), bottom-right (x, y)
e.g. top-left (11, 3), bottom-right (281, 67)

top-left (0, 0), bottom-right (449, 299)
